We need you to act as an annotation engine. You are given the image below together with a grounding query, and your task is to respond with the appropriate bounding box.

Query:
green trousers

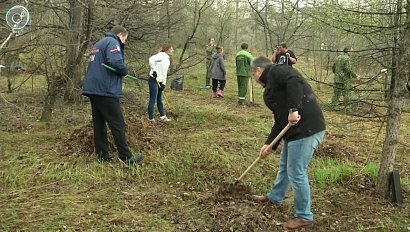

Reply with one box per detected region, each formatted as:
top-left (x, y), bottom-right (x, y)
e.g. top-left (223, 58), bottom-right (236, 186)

top-left (237, 76), bottom-right (250, 103)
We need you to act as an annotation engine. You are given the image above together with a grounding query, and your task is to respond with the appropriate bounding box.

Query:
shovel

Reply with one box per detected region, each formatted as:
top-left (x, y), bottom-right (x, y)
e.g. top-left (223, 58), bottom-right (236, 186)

top-left (234, 123), bottom-right (292, 185)
top-left (102, 63), bottom-right (148, 81)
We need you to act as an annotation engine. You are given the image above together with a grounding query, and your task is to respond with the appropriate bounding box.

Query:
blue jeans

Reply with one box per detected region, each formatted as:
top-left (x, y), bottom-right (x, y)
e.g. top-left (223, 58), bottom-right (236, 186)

top-left (267, 131), bottom-right (325, 221)
top-left (148, 76), bottom-right (165, 120)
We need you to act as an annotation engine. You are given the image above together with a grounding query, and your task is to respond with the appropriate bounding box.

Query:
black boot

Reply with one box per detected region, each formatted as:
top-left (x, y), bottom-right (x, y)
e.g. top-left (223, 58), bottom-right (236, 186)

top-left (121, 154), bottom-right (144, 165)
top-left (97, 153), bottom-right (113, 162)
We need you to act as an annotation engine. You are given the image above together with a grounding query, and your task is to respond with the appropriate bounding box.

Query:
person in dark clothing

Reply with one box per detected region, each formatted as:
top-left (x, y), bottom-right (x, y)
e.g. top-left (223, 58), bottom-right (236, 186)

top-left (271, 42), bottom-right (297, 66)
top-left (250, 56), bottom-right (325, 230)
top-left (208, 46), bottom-right (226, 98)
top-left (82, 26), bottom-right (143, 165)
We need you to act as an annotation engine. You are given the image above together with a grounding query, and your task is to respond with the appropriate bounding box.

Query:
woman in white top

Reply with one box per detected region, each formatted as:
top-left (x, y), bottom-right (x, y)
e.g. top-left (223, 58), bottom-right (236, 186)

top-left (148, 44), bottom-right (174, 122)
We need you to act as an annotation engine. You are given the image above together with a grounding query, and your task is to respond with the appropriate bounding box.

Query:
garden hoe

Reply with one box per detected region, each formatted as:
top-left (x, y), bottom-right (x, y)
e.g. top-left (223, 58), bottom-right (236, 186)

top-left (218, 123), bottom-right (292, 195)
top-left (153, 77), bottom-right (171, 110)
top-left (235, 123), bottom-right (292, 185)
top-left (248, 78), bottom-right (255, 105)
top-left (102, 63), bottom-right (148, 81)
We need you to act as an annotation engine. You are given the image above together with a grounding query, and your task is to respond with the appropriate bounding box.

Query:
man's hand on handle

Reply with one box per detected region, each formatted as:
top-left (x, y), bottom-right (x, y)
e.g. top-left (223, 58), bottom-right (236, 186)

top-left (288, 110), bottom-right (301, 125)
top-left (259, 144), bottom-right (272, 159)
top-left (259, 113), bottom-right (299, 159)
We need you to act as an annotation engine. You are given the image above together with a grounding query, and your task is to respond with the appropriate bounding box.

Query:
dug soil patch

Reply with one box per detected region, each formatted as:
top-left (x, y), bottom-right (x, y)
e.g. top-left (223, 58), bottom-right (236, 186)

top-left (58, 113), bottom-right (165, 157)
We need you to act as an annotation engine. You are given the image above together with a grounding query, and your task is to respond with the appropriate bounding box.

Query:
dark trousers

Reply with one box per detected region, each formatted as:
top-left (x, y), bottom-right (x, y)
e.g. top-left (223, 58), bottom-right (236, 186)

top-left (88, 95), bottom-right (132, 160)
top-left (212, 79), bottom-right (226, 92)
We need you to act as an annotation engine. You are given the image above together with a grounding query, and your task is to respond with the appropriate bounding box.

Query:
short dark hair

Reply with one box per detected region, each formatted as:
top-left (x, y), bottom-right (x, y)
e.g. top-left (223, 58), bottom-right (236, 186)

top-left (251, 56), bottom-right (272, 70)
top-left (216, 46), bottom-right (223, 51)
top-left (241, 43), bottom-right (248, 49)
top-left (111, 26), bottom-right (128, 35)
top-left (343, 47), bottom-right (352, 53)
top-left (279, 42), bottom-right (287, 49)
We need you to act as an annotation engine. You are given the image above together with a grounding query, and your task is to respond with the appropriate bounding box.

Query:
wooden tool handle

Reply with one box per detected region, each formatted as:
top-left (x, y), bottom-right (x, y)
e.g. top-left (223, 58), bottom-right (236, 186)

top-left (235, 123), bottom-right (292, 182)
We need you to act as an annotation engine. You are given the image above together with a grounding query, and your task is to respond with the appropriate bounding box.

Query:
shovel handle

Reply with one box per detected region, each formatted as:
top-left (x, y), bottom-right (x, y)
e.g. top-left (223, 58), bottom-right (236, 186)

top-left (236, 156), bottom-right (261, 182)
top-left (235, 123), bottom-right (292, 182)
top-left (151, 76), bottom-right (171, 109)
top-left (101, 63), bottom-right (139, 81)
top-left (265, 123), bottom-right (292, 151)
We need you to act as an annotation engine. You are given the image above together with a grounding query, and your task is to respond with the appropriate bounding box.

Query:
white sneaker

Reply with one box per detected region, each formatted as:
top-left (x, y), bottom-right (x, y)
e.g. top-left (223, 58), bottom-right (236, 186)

top-left (159, 116), bottom-right (171, 122)
top-left (148, 118), bottom-right (155, 122)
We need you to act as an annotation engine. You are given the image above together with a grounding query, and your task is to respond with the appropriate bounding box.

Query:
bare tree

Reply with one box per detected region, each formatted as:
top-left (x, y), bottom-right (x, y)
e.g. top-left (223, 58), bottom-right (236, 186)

top-left (34, 0), bottom-right (93, 121)
top-left (248, 0), bottom-right (270, 56)
top-left (296, 0), bottom-right (409, 197)
top-left (173, 0), bottom-right (215, 72)
top-left (247, 0), bottom-right (305, 56)
top-left (375, 0), bottom-right (409, 197)
top-left (63, 0), bottom-right (93, 102)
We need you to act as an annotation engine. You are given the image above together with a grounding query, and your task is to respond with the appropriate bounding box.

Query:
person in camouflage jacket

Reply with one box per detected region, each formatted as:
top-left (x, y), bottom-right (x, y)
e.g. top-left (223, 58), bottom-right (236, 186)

top-left (203, 37), bottom-right (216, 89)
top-left (331, 47), bottom-right (357, 109)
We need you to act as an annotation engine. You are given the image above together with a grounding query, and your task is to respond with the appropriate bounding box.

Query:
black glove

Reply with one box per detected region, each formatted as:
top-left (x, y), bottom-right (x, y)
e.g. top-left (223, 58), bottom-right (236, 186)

top-left (159, 82), bottom-right (166, 91)
top-left (152, 71), bottom-right (157, 78)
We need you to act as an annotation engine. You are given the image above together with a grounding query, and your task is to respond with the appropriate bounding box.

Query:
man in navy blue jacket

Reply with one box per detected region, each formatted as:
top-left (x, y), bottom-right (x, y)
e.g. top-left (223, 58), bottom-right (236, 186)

top-left (82, 26), bottom-right (143, 165)
top-left (250, 56), bottom-right (325, 230)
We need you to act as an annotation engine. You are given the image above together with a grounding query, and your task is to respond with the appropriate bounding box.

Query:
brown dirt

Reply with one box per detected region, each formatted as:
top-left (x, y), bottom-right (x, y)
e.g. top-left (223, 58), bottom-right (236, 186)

top-left (163, 180), bottom-right (408, 232)
top-left (217, 183), bottom-right (252, 199)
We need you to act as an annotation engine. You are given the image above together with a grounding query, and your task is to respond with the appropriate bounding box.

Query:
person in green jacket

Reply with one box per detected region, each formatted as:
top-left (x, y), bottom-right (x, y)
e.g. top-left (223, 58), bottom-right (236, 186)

top-left (331, 47), bottom-right (358, 110)
top-left (235, 43), bottom-right (253, 105)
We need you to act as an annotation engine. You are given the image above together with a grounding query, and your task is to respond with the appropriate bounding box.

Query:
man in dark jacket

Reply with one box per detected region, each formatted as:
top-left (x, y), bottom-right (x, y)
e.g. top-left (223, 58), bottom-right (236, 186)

top-left (82, 26), bottom-right (143, 165)
top-left (250, 56), bottom-right (325, 230)
top-left (271, 42), bottom-right (297, 66)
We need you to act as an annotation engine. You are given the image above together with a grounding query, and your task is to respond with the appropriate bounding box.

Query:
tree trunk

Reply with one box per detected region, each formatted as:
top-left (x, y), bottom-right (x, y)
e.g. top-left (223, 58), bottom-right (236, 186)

top-left (40, 89), bottom-right (59, 122)
top-left (375, 1), bottom-right (409, 197)
top-left (4, 50), bottom-right (19, 93)
top-left (235, 0), bottom-right (239, 50)
top-left (40, 73), bottom-right (66, 122)
top-left (64, 0), bottom-right (84, 102)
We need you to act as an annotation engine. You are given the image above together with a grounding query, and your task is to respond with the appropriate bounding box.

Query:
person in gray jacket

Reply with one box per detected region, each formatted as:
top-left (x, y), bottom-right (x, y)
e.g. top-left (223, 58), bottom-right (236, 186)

top-left (208, 46), bottom-right (226, 98)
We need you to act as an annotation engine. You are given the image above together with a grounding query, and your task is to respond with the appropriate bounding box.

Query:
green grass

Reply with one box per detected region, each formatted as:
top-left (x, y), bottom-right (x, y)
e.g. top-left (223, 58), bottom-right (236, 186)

top-left (312, 160), bottom-right (388, 187)
top-left (379, 215), bottom-right (409, 231)
top-left (1, 61), bottom-right (410, 231)
top-left (313, 163), bottom-right (354, 187)
top-left (361, 162), bottom-right (379, 180)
